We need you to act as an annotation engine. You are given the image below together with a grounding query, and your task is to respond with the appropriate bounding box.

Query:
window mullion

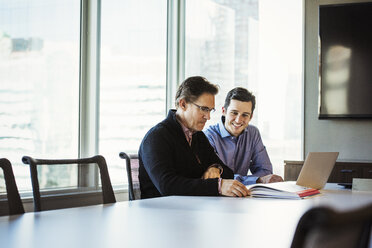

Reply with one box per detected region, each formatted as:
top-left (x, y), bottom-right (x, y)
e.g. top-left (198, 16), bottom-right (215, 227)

top-left (166, 0), bottom-right (185, 112)
top-left (79, 0), bottom-right (101, 188)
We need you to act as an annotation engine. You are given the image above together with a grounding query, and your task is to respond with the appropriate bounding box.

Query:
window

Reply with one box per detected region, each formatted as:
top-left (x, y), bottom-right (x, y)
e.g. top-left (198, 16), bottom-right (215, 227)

top-left (0, 0), bottom-right (303, 198)
top-left (99, 0), bottom-right (167, 185)
top-left (185, 0), bottom-right (303, 176)
top-left (0, 0), bottom-right (80, 192)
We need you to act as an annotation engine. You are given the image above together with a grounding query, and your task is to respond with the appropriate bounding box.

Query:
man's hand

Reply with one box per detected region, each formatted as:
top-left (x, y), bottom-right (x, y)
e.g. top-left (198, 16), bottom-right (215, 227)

top-left (256, 174), bottom-right (283, 184)
top-left (220, 179), bottom-right (251, 197)
top-left (202, 167), bottom-right (221, 179)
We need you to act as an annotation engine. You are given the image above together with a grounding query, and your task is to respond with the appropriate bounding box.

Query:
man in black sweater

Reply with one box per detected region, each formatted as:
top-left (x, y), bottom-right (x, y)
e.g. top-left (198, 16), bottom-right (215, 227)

top-left (139, 76), bottom-right (250, 199)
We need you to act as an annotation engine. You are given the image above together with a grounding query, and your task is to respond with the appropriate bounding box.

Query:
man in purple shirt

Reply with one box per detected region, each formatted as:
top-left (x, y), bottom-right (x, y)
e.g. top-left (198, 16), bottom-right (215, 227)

top-left (204, 87), bottom-right (283, 185)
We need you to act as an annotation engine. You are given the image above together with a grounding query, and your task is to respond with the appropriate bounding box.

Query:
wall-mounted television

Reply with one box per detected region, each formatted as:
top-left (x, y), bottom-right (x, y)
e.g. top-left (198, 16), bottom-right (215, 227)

top-left (318, 2), bottom-right (372, 119)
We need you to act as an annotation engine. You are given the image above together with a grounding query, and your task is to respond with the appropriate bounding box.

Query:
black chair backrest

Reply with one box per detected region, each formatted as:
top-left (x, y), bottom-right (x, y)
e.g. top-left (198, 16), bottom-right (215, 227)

top-left (0, 158), bottom-right (25, 215)
top-left (22, 155), bottom-right (116, 211)
top-left (119, 152), bottom-right (140, 200)
top-left (291, 204), bottom-right (372, 248)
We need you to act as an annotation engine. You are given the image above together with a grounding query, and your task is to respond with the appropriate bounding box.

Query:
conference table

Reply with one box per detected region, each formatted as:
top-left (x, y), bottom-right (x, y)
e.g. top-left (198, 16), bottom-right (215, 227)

top-left (0, 183), bottom-right (371, 248)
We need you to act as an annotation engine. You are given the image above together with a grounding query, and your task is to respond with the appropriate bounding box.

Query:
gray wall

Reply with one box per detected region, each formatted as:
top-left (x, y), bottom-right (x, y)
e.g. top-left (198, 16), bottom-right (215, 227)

top-left (305, 0), bottom-right (372, 161)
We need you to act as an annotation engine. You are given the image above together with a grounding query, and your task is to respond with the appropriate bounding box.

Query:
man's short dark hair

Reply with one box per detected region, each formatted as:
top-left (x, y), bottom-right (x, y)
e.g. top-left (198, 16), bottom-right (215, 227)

top-left (175, 76), bottom-right (219, 107)
top-left (224, 87), bottom-right (256, 113)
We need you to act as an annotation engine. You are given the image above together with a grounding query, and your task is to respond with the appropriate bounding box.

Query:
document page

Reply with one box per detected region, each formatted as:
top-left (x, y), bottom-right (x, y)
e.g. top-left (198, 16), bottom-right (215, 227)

top-left (246, 181), bottom-right (320, 199)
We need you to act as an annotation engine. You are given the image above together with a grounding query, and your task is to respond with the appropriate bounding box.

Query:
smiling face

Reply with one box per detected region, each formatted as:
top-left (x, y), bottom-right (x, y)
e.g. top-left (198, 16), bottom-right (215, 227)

top-left (178, 93), bottom-right (215, 132)
top-left (222, 99), bottom-right (253, 137)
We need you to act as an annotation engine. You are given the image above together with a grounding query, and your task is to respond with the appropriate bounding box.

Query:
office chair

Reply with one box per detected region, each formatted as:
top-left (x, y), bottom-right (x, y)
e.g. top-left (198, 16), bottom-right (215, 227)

top-left (0, 158), bottom-right (25, 215)
top-left (119, 152), bottom-right (140, 200)
top-left (22, 155), bottom-right (116, 211)
top-left (291, 204), bottom-right (372, 248)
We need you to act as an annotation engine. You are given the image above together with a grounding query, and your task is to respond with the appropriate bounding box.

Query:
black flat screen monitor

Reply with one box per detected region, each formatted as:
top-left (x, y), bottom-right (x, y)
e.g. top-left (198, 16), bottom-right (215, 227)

top-left (319, 2), bottom-right (372, 119)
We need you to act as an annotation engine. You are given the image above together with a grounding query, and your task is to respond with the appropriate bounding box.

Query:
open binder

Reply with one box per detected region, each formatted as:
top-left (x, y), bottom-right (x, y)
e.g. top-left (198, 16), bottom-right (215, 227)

top-left (246, 181), bottom-right (320, 199)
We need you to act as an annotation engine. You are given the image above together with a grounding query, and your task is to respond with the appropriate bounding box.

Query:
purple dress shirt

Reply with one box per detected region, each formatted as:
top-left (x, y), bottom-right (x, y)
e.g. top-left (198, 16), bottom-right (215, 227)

top-left (204, 117), bottom-right (272, 185)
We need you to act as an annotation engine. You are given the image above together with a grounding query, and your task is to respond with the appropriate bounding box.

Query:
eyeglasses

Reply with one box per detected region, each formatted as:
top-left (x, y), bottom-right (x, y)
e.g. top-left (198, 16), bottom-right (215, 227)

top-left (191, 102), bottom-right (216, 114)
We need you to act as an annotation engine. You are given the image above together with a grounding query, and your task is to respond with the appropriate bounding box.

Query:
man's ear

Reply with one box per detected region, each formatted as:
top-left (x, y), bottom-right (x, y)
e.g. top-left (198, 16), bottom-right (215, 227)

top-left (222, 106), bottom-right (226, 115)
top-left (179, 98), bottom-right (187, 110)
top-left (250, 112), bottom-right (254, 120)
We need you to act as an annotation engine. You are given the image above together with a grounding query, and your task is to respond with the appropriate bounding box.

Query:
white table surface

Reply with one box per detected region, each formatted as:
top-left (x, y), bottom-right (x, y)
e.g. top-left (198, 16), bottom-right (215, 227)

top-left (0, 183), bottom-right (371, 248)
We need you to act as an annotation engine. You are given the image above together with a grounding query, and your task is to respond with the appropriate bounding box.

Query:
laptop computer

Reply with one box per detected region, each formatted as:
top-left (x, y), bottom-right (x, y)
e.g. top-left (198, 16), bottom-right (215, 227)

top-left (296, 152), bottom-right (339, 189)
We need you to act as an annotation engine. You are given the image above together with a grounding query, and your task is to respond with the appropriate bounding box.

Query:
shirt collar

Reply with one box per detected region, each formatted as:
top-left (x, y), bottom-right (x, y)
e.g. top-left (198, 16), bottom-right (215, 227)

top-left (176, 114), bottom-right (195, 144)
top-left (218, 116), bottom-right (233, 138)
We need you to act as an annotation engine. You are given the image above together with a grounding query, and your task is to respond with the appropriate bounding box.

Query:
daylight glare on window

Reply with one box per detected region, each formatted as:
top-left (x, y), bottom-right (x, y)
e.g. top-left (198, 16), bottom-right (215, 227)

top-left (0, 0), bottom-right (80, 191)
top-left (99, 0), bottom-right (167, 185)
top-left (0, 0), bottom-right (302, 193)
top-left (185, 0), bottom-right (303, 176)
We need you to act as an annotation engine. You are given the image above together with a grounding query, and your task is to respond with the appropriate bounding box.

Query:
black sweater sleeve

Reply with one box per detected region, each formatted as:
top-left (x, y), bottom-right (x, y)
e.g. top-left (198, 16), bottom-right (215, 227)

top-left (194, 131), bottom-right (234, 179)
top-left (139, 126), bottom-right (224, 198)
